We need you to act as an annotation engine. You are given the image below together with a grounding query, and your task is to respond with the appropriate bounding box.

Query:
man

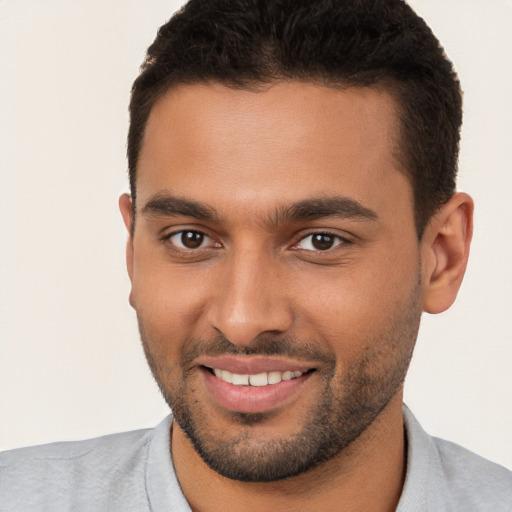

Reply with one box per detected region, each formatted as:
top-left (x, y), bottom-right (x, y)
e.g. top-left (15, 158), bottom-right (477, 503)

top-left (1, 0), bottom-right (511, 510)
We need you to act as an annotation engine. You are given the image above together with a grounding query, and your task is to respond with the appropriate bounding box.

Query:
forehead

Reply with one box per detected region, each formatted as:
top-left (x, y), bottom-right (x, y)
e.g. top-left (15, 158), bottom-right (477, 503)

top-left (136, 81), bottom-right (412, 224)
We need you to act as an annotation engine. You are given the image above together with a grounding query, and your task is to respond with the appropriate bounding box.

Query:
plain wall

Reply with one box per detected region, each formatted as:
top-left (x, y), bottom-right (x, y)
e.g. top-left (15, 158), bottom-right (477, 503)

top-left (1, 0), bottom-right (511, 469)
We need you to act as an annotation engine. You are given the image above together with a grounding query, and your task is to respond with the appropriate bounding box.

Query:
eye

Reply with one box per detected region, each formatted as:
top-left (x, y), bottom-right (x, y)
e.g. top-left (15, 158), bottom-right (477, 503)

top-left (167, 230), bottom-right (217, 250)
top-left (295, 233), bottom-right (345, 251)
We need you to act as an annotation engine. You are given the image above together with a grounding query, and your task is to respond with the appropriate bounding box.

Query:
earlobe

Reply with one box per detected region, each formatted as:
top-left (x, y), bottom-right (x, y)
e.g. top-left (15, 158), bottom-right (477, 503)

top-left (119, 193), bottom-right (135, 289)
top-left (421, 192), bottom-right (474, 314)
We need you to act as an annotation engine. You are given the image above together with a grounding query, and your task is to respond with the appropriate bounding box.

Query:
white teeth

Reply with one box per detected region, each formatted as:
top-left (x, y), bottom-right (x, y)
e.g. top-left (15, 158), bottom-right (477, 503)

top-left (267, 371), bottom-right (282, 384)
top-left (249, 373), bottom-right (268, 386)
top-left (221, 370), bottom-right (233, 383)
top-left (211, 368), bottom-right (304, 386)
top-left (231, 373), bottom-right (249, 385)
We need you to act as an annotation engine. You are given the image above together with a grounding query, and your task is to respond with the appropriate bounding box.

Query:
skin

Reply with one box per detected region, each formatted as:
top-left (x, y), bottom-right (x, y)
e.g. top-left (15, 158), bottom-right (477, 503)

top-left (120, 82), bottom-right (473, 511)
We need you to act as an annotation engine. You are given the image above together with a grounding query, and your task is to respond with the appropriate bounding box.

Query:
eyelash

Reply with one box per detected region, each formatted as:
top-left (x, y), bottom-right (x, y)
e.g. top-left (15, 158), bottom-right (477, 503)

top-left (162, 230), bottom-right (219, 251)
top-left (161, 229), bottom-right (351, 254)
top-left (293, 232), bottom-right (350, 252)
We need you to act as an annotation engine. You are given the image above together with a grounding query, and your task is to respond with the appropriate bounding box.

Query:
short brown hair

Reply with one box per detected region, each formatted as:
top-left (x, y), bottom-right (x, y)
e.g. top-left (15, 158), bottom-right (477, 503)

top-left (128, 0), bottom-right (462, 236)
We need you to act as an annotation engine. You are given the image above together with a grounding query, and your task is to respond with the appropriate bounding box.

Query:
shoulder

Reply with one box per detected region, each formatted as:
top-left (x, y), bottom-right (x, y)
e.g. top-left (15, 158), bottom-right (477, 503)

top-left (433, 436), bottom-right (512, 507)
top-left (401, 406), bottom-right (512, 512)
top-left (1, 427), bottom-right (150, 461)
top-left (0, 426), bottom-right (153, 472)
top-left (0, 424), bottom-right (161, 511)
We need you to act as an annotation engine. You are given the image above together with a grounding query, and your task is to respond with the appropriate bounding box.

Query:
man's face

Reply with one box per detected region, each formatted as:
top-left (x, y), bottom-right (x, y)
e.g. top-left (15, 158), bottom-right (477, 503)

top-left (125, 82), bottom-right (424, 481)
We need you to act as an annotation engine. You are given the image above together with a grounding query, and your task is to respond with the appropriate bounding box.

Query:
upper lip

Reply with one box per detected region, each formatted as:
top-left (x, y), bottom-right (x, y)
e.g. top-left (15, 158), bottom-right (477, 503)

top-left (196, 355), bottom-right (316, 374)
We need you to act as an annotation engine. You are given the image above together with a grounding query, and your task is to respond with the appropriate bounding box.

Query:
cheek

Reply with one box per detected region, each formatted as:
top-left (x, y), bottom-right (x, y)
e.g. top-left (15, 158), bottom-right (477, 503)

top-left (131, 255), bottom-right (212, 349)
top-left (295, 251), bottom-right (420, 353)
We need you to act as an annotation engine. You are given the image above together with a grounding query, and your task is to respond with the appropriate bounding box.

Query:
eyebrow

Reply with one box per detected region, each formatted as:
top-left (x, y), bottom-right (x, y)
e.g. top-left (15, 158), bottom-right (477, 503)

top-left (271, 196), bottom-right (379, 225)
top-left (142, 192), bottom-right (378, 225)
top-left (142, 193), bottom-right (220, 222)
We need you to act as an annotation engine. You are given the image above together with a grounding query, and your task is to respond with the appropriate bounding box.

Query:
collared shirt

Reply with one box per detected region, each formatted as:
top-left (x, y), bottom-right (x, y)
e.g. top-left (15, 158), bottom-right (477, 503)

top-left (1, 406), bottom-right (511, 511)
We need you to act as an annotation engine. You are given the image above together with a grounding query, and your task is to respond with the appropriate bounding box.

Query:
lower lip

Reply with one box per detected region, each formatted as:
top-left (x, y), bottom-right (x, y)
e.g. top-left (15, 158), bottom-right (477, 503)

top-left (201, 367), bottom-right (313, 414)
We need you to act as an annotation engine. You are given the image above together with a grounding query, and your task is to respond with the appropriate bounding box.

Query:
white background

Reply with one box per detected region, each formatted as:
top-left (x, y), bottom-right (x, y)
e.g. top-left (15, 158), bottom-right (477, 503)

top-left (1, 1), bottom-right (511, 469)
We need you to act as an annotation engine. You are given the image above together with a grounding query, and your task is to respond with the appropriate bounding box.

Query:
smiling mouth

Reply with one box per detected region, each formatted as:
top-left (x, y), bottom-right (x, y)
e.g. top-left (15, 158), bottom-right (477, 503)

top-left (203, 366), bottom-right (316, 387)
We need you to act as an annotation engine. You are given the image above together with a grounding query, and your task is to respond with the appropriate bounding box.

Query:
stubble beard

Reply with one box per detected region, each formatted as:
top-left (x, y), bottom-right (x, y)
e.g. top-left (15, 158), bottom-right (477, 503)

top-left (138, 278), bottom-right (422, 483)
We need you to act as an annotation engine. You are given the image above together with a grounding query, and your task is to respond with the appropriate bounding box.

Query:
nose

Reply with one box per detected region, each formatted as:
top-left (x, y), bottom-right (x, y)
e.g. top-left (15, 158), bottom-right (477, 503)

top-left (206, 250), bottom-right (293, 346)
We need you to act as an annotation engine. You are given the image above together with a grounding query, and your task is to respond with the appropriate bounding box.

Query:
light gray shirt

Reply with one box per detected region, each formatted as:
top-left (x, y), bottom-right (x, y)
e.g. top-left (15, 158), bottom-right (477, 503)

top-left (1, 406), bottom-right (511, 511)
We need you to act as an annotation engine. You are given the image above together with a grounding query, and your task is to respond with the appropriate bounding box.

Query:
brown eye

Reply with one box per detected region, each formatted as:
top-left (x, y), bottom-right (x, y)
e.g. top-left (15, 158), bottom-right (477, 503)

top-left (296, 233), bottom-right (344, 251)
top-left (181, 231), bottom-right (204, 248)
top-left (168, 230), bottom-right (213, 250)
top-left (311, 234), bottom-right (335, 250)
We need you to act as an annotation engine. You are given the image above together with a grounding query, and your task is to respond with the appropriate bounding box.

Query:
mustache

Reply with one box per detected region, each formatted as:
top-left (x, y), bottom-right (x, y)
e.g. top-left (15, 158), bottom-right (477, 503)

top-left (179, 333), bottom-right (335, 368)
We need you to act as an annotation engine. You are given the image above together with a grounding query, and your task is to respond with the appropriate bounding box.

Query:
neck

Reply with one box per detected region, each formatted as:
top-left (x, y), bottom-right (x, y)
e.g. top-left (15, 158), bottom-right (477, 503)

top-left (171, 393), bottom-right (406, 512)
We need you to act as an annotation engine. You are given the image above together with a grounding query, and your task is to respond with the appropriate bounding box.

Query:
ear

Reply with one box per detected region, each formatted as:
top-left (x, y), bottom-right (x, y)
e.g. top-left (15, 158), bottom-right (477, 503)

top-left (119, 193), bottom-right (135, 291)
top-left (421, 192), bottom-right (474, 314)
